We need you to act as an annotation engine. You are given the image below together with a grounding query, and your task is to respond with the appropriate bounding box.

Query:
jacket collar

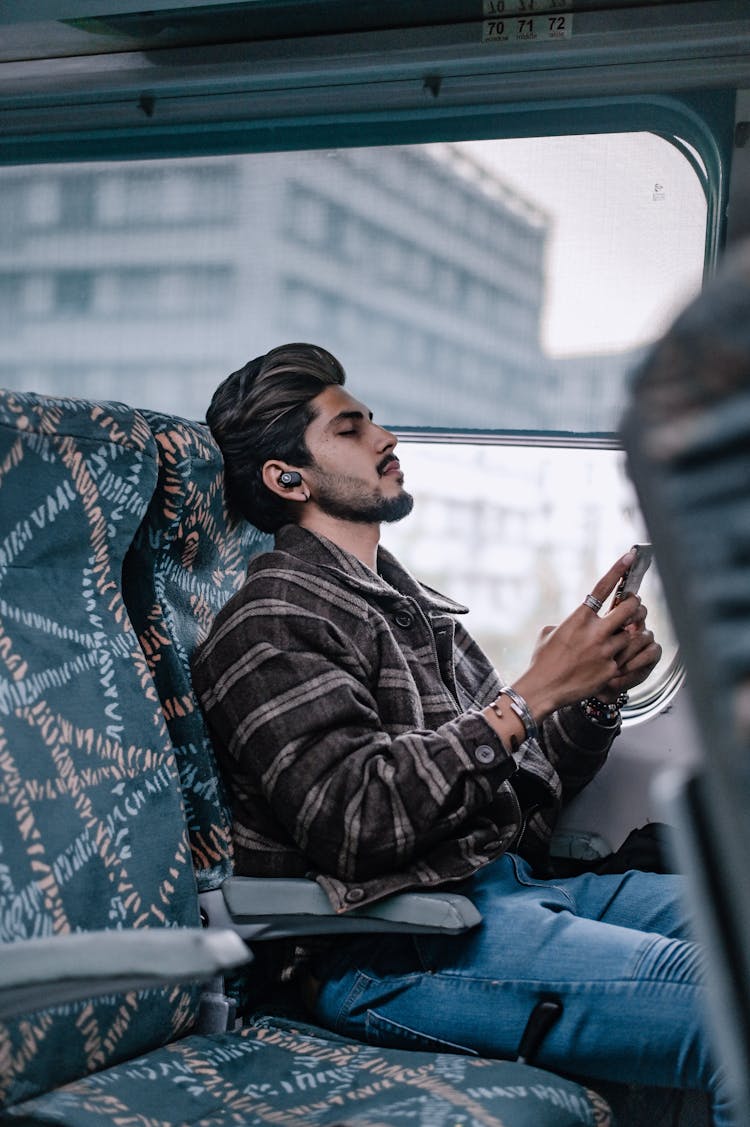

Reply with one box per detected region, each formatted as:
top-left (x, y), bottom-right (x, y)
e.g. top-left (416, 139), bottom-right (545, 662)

top-left (273, 524), bottom-right (468, 615)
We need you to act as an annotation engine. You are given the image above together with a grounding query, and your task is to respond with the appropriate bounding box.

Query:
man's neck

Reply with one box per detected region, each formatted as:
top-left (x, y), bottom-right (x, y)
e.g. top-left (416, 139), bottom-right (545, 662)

top-left (298, 511), bottom-right (381, 572)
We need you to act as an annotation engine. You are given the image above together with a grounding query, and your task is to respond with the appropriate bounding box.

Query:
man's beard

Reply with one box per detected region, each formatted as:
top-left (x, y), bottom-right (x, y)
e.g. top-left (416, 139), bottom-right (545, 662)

top-left (313, 472), bottom-right (414, 524)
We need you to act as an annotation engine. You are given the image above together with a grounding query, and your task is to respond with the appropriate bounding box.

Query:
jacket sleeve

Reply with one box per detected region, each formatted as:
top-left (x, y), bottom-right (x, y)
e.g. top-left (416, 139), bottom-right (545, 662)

top-left (506, 700), bottom-right (619, 867)
top-left (453, 621), bottom-right (618, 806)
top-left (538, 703), bottom-right (619, 804)
top-left (191, 581), bottom-right (519, 883)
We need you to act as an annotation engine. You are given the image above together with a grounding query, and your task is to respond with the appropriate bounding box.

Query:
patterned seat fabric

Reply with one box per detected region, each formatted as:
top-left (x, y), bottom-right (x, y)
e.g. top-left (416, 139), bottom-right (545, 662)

top-left (123, 410), bottom-right (272, 893)
top-left (0, 1014), bottom-right (613, 1127)
top-left (0, 391), bottom-right (201, 1108)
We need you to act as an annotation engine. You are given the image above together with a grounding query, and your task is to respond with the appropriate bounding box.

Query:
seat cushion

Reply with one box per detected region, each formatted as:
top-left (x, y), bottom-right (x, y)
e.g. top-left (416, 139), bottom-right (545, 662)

top-left (0, 1016), bottom-right (613, 1126)
top-left (0, 392), bottom-right (201, 1107)
top-left (123, 410), bottom-right (271, 892)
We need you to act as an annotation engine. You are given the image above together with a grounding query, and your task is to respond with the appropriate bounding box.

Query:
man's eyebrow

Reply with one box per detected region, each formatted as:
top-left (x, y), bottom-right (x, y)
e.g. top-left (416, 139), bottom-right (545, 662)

top-left (326, 409), bottom-right (373, 430)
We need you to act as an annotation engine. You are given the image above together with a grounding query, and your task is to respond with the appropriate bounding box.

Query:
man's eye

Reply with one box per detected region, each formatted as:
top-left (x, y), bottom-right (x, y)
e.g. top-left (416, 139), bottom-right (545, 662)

top-left (338, 430), bottom-right (357, 436)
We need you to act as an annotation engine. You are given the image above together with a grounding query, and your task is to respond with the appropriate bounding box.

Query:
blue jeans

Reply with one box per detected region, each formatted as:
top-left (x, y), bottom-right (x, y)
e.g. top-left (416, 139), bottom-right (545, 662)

top-left (311, 854), bottom-right (731, 1125)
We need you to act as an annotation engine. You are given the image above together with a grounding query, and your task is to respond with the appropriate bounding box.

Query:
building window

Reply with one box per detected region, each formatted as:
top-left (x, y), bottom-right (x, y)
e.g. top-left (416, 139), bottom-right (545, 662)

top-left (59, 176), bottom-right (95, 228)
top-left (0, 274), bottom-right (21, 321)
top-left (54, 271), bottom-right (95, 313)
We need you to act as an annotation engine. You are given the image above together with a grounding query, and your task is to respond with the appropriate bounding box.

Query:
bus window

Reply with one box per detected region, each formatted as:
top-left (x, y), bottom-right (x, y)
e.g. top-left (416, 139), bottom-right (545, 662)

top-left (0, 132), bottom-right (706, 431)
top-left (381, 442), bottom-right (678, 712)
top-left (0, 131), bottom-right (706, 707)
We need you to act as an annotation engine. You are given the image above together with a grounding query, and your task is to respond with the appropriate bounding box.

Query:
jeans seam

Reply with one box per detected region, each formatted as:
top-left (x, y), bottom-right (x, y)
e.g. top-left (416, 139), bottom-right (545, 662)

top-left (509, 852), bottom-right (576, 909)
top-left (334, 970), bottom-right (370, 1032)
top-left (366, 1007), bottom-right (478, 1056)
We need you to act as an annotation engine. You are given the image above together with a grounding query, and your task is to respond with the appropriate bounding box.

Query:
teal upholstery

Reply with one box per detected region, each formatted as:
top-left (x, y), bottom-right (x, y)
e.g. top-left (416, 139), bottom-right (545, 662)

top-left (123, 410), bottom-right (272, 892)
top-left (0, 391), bottom-right (201, 1108)
top-left (1, 1015), bottom-right (613, 1127)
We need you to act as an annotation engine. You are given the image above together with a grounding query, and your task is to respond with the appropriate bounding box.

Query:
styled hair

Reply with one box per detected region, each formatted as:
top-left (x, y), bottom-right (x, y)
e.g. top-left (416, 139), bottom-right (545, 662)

top-left (207, 342), bottom-right (346, 532)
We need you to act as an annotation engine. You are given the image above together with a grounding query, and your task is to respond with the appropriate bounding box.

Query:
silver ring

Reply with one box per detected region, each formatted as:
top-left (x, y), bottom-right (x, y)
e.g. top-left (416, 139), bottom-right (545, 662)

top-left (583, 593), bottom-right (603, 613)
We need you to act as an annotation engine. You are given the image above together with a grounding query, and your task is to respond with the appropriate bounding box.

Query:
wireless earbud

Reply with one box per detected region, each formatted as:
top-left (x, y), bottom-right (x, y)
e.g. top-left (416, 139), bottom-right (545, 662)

top-left (279, 470), bottom-right (302, 488)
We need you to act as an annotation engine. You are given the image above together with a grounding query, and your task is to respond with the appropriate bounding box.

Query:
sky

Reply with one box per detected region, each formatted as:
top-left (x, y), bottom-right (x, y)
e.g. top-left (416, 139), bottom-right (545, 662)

top-left (428, 132), bottom-right (708, 357)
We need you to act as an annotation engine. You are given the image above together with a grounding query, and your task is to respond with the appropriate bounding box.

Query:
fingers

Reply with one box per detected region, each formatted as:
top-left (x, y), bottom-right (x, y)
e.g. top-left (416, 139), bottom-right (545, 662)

top-left (624, 601), bottom-right (647, 629)
top-left (582, 596), bottom-right (653, 673)
top-left (624, 636), bottom-right (662, 674)
top-left (617, 628), bottom-right (658, 667)
top-left (604, 624), bottom-right (636, 662)
top-left (602, 592), bottom-right (643, 631)
top-left (588, 549), bottom-right (636, 606)
top-left (616, 599), bottom-right (648, 636)
top-left (605, 635), bottom-right (663, 694)
top-left (569, 591), bottom-right (640, 645)
top-left (572, 592), bottom-right (640, 640)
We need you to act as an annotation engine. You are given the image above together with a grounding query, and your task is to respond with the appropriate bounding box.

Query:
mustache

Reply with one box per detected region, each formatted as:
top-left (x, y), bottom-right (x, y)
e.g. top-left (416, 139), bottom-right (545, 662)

top-left (377, 454), bottom-right (399, 476)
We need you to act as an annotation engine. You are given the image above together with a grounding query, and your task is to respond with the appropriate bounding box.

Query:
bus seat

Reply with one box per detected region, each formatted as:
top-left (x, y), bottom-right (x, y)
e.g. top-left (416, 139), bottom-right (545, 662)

top-left (123, 409), bottom-right (482, 940)
top-left (0, 388), bottom-right (614, 1126)
top-left (0, 390), bottom-right (206, 1105)
top-left (123, 409), bottom-right (273, 893)
top-left (2, 1015), bottom-right (613, 1127)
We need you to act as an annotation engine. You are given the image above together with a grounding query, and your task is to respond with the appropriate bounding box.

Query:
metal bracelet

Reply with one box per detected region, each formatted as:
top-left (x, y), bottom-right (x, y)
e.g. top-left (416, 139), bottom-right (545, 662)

top-left (497, 686), bottom-right (539, 743)
top-left (488, 699), bottom-right (504, 721)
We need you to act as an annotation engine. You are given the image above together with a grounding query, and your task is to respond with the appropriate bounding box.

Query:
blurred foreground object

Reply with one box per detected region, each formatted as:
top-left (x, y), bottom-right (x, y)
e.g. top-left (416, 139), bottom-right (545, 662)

top-left (622, 238), bottom-right (750, 1127)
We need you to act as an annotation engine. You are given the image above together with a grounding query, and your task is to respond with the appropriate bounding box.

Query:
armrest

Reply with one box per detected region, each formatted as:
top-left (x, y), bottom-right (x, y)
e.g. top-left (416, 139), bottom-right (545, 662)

top-left (200, 877), bottom-right (482, 939)
top-left (0, 927), bottom-right (252, 1021)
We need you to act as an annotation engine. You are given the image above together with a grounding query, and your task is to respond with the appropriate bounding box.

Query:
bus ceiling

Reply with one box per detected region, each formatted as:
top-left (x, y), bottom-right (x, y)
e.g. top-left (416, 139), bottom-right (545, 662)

top-left (0, 1), bottom-right (747, 166)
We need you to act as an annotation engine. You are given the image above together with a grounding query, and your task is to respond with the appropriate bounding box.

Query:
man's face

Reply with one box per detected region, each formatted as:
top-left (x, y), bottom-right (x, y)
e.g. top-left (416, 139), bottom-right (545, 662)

top-left (302, 386), bottom-right (413, 524)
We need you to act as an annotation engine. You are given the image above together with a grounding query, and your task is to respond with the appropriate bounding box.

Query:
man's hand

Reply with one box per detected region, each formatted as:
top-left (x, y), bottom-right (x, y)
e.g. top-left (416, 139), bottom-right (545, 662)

top-left (512, 552), bottom-right (658, 721)
top-left (595, 597), bottom-right (662, 703)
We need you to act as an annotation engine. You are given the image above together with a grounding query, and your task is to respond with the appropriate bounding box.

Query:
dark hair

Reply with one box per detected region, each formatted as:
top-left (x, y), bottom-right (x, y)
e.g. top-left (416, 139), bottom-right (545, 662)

top-left (207, 343), bottom-right (346, 532)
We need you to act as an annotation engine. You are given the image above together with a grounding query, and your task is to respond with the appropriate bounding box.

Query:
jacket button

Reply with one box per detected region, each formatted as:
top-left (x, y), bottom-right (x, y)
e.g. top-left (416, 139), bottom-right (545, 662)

top-left (474, 744), bottom-right (496, 765)
top-left (345, 888), bottom-right (365, 904)
top-left (394, 611), bottom-right (413, 629)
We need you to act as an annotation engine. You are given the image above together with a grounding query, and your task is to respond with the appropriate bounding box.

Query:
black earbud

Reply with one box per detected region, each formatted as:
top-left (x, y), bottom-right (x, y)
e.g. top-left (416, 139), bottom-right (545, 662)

top-left (279, 471), bottom-right (302, 488)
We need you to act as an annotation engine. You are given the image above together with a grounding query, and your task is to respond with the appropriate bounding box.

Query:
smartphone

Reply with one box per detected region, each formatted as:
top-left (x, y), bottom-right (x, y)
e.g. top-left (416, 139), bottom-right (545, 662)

top-left (611, 544), bottom-right (653, 608)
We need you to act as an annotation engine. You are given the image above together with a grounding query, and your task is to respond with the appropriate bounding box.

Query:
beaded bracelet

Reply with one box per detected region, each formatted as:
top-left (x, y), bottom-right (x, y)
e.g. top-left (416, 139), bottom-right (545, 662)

top-left (580, 693), bottom-right (629, 725)
top-left (497, 686), bottom-right (539, 743)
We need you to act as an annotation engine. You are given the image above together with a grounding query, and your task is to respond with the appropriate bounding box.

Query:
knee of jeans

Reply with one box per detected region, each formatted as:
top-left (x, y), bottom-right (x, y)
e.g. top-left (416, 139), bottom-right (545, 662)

top-left (630, 933), bottom-right (705, 986)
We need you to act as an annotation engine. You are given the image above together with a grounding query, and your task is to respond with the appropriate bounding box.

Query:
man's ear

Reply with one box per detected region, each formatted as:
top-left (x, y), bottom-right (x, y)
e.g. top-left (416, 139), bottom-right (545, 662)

top-left (262, 460), bottom-right (308, 502)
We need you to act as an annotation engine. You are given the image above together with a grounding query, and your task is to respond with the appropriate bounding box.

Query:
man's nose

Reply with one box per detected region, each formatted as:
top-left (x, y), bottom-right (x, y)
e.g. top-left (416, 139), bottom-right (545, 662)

top-left (374, 424), bottom-right (396, 451)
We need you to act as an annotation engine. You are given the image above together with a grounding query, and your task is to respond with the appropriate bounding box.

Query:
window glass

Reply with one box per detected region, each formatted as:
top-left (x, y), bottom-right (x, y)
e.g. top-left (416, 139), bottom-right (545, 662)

top-left (382, 442), bottom-right (677, 704)
top-left (0, 134), bottom-right (705, 706)
top-left (0, 135), bottom-right (706, 428)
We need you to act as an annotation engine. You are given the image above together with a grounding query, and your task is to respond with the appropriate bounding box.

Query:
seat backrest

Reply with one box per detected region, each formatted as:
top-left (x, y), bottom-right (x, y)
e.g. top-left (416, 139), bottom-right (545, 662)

top-left (122, 409), bottom-right (272, 892)
top-left (0, 391), bottom-right (202, 1108)
top-left (622, 240), bottom-right (750, 1122)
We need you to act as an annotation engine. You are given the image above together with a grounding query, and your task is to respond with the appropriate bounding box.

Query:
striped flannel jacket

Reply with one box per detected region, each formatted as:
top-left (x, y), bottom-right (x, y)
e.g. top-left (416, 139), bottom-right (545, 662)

top-left (191, 524), bottom-right (619, 913)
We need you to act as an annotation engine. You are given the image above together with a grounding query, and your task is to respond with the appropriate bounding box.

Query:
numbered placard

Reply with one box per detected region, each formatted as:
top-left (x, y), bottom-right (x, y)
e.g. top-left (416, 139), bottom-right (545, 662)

top-left (482, 12), bottom-right (572, 42)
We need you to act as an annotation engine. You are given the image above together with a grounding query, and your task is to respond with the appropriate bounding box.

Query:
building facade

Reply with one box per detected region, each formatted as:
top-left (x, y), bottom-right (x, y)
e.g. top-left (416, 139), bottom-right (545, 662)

top-left (0, 144), bottom-right (635, 429)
